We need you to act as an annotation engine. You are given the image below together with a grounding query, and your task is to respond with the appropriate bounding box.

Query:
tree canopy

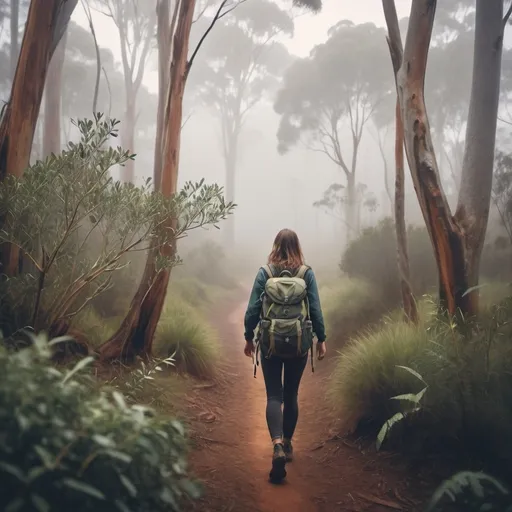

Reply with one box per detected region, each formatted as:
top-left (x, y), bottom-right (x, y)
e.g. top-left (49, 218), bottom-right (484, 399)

top-left (274, 21), bottom-right (392, 170)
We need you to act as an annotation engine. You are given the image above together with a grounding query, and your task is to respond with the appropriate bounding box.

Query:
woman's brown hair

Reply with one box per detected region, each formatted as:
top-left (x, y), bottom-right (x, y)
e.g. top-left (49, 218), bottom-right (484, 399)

top-left (268, 229), bottom-right (305, 270)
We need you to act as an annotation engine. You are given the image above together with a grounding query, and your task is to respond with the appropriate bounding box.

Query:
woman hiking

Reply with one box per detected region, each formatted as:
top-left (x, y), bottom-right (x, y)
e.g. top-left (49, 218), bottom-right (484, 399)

top-left (243, 228), bottom-right (327, 484)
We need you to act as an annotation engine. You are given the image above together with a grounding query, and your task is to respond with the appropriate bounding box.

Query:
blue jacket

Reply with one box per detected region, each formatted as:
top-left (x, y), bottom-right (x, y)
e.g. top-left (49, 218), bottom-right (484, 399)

top-left (243, 266), bottom-right (326, 343)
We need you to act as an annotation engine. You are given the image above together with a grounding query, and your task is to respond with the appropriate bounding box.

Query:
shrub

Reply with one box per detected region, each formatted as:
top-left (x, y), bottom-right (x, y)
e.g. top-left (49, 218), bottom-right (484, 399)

top-left (341, 218), bottom-right (437, 304)
top-left (320, 278), bottom-right (386, 343)
top-left (153, 296), bottom-right (219, 379)
top-left (330, 297), bottom-right (512, 465)
top-left (0, 333), bottom-right (198, 512)
top-left (0, 116), bottom-right (234, 338)
top-left (70, 308), bottom-right (122, 350)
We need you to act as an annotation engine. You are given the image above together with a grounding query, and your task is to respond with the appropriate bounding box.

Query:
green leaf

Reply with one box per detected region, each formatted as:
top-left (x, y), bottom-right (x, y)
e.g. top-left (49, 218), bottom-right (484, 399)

top-left (5, 498), bottom-right (25, 512)
top-left (0, 462), bottom-right (26, 482)
top-left (462, 283), bottom-right (488, 297)
top-left (376, 412), bottom-right (404, 451)
top-left (115, 500), bottom-right (132, 512)
top-left (31, 494), bottom-right (50, 512)
top-left (120, 474), bottom-right (137, 497)
top-left (395, 365), bottom-right (427, 385)
top-left (61, 478), bottom-right (106, 500)
top-left (105, 449), bottom-right (132, 464)
top-left (61, 356), bottom-right (95, 384)
top-left (390, 387), bottom-right (427, 405)
top-left (112, 391), bottom-right (127, 410)
top-left (92, 434), bottom-right (114, 448)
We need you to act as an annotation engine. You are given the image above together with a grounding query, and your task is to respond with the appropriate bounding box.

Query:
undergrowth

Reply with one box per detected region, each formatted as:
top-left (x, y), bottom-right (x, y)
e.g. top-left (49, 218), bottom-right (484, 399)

top-left (320, 277), bottom-right (386, 344)
top-left (0, 333), bottom-right (198, 511)
top-left (330, 293), bottom-right (512, 467)
top-left (153, 294), bottom-right (219, 380)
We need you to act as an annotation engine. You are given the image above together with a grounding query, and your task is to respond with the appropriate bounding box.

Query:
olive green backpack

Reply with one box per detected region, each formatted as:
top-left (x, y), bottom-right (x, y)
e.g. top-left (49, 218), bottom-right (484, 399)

top-left (254, 264), bottom-right (315, 374)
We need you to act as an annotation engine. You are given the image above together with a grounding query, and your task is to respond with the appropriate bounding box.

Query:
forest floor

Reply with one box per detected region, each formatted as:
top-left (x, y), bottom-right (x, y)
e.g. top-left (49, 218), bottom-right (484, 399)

top-left (179, 293), bottom-right (451, 512)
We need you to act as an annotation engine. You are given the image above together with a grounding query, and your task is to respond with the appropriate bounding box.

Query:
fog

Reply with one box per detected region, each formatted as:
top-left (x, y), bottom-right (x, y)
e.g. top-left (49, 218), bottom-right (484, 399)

top-left (4, 0), bottom-right (511, 278)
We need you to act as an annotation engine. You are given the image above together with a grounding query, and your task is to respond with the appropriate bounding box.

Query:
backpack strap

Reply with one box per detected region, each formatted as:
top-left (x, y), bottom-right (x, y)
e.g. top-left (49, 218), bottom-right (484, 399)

top-left (295, 265), bottom-right (310, 280)
top-left (262, 264), bottom-right (274, 280)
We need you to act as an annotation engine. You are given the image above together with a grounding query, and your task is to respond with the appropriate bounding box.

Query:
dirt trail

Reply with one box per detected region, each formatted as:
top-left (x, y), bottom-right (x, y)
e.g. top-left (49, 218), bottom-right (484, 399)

top-left (185, 298), bottom-right (430, 512)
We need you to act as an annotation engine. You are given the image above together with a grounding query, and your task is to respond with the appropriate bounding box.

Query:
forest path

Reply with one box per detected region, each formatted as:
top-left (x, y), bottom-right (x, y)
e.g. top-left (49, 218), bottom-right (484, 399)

top-left (184, 295), bottom-right (429, 512)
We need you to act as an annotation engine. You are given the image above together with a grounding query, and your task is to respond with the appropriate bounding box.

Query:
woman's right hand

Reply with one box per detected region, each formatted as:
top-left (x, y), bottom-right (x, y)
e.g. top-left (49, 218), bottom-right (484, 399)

top-left (244, 341), bottom-right (254, 358)
top-left (317, 341), bottom-right (326, 360)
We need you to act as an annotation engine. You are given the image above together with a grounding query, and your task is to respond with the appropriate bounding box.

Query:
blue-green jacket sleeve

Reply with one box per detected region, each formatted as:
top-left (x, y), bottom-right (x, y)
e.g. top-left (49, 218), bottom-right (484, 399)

top-left (243, 268), bottom-right (267, 342)
top-left (305, 268), bottom-right (326, 342)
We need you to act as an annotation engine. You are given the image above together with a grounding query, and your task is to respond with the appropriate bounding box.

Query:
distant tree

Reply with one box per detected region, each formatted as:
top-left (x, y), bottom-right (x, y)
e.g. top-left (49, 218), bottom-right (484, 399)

top-left (189, 0), bottom-right (293, 248)
top-left (0, 0), bottom-right (79, 275)
top-left (43, 30), bottom-right (68, 156)
top-left (96, 0), bottom-right (157, 183)
top-left (275, 21), bottom-right (393, 242)
top-left (382, 0), bottom-right (512, 317)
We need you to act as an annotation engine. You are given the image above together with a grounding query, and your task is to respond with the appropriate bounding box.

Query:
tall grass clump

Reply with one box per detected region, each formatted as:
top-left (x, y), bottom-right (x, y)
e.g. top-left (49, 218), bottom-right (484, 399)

top-left (153, 296), bottom-right (219, 380)
top-left (320, 277), bottom-right (386, 344)
top-left (0, 333), bottom-right (198, 512)
top-left (330, 296), bottom-right (512, 466)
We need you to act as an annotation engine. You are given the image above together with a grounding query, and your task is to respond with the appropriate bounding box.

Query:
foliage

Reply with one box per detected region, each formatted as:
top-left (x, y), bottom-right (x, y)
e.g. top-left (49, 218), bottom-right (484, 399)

top-left (0, 332), bottom-right (199, 511)
top-left (330, 296), bottom-right (512, 465)
top-left (341, 218), bottom-right (437, 304)
top-left (376, 366), bottom-right (428, 451)
top-left (109, 354), bottom-right (177, 403)
top-left (426, 472), bottom-right (512, 512)
top-left (0, 115), bottom-right (234, 336)
top-left (153, 295), bottom-right (219, 380)
top-left (320, 277), bottom-right (385, 344)
top-left (274, 20), bottom-right (392, 165)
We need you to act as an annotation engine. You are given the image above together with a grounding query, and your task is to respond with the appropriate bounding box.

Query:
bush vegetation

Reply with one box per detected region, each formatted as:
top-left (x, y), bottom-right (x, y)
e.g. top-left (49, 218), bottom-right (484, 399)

top-left (341, 218), bottom-right (437, 305)
top-left (330, 296), bottom-right (512, 468)
top-left (153, 294), bottom-right (219, 380)
top-left (320, 278), bottom-right (386, 344)
top-left (0, 333), bottom-right (198, 512)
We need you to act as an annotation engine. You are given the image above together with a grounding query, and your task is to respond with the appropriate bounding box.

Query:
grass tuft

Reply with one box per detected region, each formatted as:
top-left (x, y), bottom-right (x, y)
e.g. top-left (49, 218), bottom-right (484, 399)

top-left (153, 296), bottom-right (219, 380)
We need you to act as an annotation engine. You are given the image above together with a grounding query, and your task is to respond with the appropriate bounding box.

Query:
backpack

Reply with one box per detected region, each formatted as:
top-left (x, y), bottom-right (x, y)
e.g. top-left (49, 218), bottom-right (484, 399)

top-left (255, 264), bottom-right (315, 369)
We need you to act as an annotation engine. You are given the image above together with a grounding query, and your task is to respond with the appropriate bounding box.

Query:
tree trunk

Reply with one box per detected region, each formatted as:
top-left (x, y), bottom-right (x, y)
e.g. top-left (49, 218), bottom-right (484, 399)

top-left (394, 99), bottom-right (418, 323)
top-left (223, 139), bottom-right (237, 249)
top-left (0, 0), bottom-right (78, 276)
top-left (454, 0), bottom-right (504, 314)
top-left (99, 0), bottom-right (196, 361)
top-left (43, 30), bottom-right (67, 157)
top-left (122, 93), bottom-right (136, 183)
top-left (153, 0), bottom-right (172, 191)
top-left (391, 0), bottom-right (469, 316)
top-left (345, 173), bottom-right (356, 245)
top-left (383, 0), bottom-right (418, 323)
top-left (10, 0), bottom-right (19, 80)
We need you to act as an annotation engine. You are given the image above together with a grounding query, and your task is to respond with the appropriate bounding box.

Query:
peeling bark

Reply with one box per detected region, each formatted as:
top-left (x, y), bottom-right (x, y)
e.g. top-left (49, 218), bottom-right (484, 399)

top-left (383, 0), bottom-right (418, 323)
top-left (382, 0), bottom-right (506, 318)
top-left (99, 0), bottom-right (196, 361)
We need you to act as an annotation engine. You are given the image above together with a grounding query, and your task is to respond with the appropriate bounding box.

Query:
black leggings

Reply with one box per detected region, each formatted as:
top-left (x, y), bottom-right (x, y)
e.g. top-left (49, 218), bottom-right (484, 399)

top-left (260, 353), bottom-right (308, 441)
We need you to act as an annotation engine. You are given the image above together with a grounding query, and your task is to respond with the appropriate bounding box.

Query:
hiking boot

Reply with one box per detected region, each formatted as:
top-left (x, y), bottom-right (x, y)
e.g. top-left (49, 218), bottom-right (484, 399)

top-left (269, 443), bottom-right (287, 483)
top-left (283, 439), bottom-right (294, 462)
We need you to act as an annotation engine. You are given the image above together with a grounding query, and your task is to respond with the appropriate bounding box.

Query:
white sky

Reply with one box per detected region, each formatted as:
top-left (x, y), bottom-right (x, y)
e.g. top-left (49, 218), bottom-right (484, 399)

top-left (71, 0), bottom-right (413, 94)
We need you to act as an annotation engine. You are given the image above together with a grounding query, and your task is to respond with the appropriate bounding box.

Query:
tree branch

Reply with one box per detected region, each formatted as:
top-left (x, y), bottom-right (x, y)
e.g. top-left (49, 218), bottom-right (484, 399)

top-left (187, 0), bottom-right (229, 74)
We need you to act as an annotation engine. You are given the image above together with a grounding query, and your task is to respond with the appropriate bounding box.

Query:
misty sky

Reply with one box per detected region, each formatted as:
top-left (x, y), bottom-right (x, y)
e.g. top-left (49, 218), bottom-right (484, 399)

top-left (73, 0), bottom-right (412, 94)
top-left (67, 1), bottom-right (424, 270)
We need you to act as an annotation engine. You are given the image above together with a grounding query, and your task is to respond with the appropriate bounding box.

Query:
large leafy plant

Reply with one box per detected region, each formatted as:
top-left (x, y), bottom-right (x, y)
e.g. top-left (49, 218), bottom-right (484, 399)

top-left (0, 332), bottom-right (199, 511)
top-left (0, 114), bottom-right (233, 336)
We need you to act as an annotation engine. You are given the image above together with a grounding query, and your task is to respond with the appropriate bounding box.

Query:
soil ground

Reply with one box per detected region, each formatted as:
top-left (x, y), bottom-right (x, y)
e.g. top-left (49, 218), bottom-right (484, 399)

top-left (182, 297), bottom-right (439, 512)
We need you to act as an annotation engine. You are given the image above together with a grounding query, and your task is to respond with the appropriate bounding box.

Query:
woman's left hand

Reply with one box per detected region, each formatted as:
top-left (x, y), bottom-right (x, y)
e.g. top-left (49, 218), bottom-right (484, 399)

top-left (244, 341), bottom-right (254, 357)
